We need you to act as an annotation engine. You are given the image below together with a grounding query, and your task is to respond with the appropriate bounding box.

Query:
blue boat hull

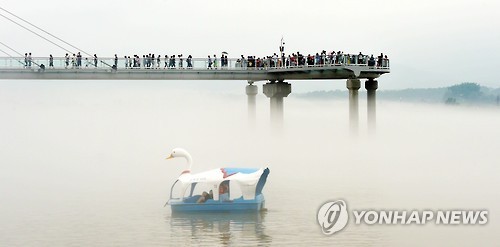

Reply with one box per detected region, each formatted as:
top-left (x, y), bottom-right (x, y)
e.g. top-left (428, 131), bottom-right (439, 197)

top-left (170, 194), bottom-right (265, 212)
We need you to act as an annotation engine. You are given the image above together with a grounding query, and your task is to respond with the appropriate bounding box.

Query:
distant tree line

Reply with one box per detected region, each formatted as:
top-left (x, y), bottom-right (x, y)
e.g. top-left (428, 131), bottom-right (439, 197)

top-left (296, 82), bottom-right (500, 106)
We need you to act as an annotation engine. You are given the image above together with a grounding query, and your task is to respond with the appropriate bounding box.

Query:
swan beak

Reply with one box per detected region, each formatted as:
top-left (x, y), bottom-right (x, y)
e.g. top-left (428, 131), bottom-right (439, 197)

top-left (166, 154), bottom-right (173, 160)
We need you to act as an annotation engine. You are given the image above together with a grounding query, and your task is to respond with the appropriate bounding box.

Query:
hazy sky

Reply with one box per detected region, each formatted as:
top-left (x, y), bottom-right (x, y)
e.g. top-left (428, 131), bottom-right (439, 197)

top-left (1, 0), bottom-right (499, 90)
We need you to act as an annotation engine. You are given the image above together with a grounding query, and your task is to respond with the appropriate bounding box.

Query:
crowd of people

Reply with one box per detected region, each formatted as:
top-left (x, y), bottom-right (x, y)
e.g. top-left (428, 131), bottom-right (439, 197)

top-left (21, 51), bottom-right (389, 70)
top-left (121, 54), bottom-right (194, 69)
top-left (233, 51), bottom-right (389, 69)
top-left (117, 51), bottom-right (389, 70)
top-left (57, 52), bottom-right (99, 68)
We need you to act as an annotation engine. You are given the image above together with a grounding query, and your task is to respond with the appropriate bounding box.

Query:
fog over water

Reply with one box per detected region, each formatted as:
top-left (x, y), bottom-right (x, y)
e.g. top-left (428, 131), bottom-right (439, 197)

top-left (0, 80), bottom-right (499, 246)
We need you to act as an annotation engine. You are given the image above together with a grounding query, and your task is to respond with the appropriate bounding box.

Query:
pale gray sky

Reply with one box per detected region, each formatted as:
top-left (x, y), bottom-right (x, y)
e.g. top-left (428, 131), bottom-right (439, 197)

top-left (1, 0), bottom-right (499, 90)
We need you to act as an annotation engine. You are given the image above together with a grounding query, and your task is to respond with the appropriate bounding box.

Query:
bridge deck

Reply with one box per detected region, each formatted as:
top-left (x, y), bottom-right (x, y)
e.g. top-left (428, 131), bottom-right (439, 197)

top-left (0, 56), bottom-right (389, 81)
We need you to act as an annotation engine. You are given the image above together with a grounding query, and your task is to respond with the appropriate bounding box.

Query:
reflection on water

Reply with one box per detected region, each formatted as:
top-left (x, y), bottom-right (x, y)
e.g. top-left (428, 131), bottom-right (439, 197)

top-left (167, 211), bottom-right (271, 246)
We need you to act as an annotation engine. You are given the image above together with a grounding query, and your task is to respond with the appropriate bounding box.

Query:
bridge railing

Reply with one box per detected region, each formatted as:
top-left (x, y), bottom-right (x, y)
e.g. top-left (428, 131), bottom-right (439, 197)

top-left (0, 55), bottom-right (390, 70)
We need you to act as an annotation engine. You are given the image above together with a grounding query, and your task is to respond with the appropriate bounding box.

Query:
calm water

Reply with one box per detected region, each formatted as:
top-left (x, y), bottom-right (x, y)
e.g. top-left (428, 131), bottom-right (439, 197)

top-left (1, 81), bottom-right (499, 246)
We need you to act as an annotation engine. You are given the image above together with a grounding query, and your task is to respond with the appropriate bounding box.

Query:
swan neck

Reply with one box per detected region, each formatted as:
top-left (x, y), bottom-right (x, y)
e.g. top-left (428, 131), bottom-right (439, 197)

top-left (185, 154), bottom-right (193, 171)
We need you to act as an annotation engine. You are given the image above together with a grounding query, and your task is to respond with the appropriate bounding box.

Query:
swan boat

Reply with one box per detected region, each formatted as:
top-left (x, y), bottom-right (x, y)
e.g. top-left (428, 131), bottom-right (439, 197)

top-left (165, 148), bottom-right (270, 212)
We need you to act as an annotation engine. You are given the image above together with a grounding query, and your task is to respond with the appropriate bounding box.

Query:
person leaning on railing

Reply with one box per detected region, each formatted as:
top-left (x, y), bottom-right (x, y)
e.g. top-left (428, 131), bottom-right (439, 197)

top-left (383, 55), bottom-right (389, 67)
top-left (368, 55), bottom-right (376, 67)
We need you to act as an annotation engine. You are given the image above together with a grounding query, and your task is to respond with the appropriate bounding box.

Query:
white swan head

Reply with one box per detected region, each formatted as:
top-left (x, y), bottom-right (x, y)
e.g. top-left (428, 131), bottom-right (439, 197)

top-left (166, 148), bottom-right (192, 172)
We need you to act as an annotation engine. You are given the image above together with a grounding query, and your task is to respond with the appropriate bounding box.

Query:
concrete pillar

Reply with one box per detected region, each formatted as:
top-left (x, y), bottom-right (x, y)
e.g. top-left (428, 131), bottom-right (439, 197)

top-left (263, 81), bottom-right (291, 128)
top-left (365, 79), bottom-right (378, 134)
top-left (346, 79), bottom-right (361, 135)
top-left (246, 83), bottom-right (258, 127)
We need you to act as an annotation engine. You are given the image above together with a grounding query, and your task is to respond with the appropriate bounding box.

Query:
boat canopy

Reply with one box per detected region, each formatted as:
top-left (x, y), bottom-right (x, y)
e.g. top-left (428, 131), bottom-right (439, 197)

top-left (177, 167), bottom-right (270, 200)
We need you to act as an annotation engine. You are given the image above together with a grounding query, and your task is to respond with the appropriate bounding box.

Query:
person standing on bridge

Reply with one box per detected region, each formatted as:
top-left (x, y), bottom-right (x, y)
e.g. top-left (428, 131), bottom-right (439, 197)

top-left (77, 52), bottom-right (82, 67)
top-left (64, 53), bottom-right (69, 68)
top-left (272, 53), bottom-right (278, 68)
top-left (207, 55), bottom-right (212, 69)
top-left (93, 54), bottom-right (98, 67)
top-left (187, 55), bottom-right (193, 68)
top-left (368, 55), bottom-right (375, 66)
top-left (377, 53), bottom-right (383, 67)
top-left (169, 55), bottom-right (176, 68)
top-left (178, 54), bottom-right (183, 68)
top-left (49, 55), bottom-right (54, 68)
top-left (114, 54), bottom-right (118, 67)
top-left (239, 55), bottom-right (245, 69)
top-left (383, 55), bottom-right (389, 67)
top-left (27, 53), bottom-right (32, 67)
top-left (357, 52), bottom-right (363, 64)
top-left (71, 54), bottom-right (76, 68)
top-left (24, 53), bottom-right (28, 68)
top-left (213, 54), bottom-right (218, 69)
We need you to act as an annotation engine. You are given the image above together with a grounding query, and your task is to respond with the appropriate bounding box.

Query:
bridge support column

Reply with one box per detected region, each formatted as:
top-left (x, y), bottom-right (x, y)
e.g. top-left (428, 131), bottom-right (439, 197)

top-left (246, 83), bottom-right (258, 127)
top-left (347, 79), bottom-right (361, 135)
top-left (365, 79), bottom-right (378, 134)
top-left (263, 81), bottom-right (291, 129)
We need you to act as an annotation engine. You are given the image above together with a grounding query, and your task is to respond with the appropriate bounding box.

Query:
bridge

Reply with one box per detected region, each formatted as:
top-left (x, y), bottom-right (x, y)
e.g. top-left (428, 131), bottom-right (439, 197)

top-left (0, 55), bottom-right (390, 133)
top-left (0, 6), bottom-right (390, 134)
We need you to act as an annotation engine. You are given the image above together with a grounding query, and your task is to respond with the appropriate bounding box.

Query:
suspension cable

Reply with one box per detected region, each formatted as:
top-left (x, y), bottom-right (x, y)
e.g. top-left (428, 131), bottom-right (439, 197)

top-left (0, 7), bottom-right (112, 68)
top-left (0, 40), bottom-right (23, 56)
top-left (1, 7), bottom-right (90, 57)
top-left (0, 40), bottom-right (40, 67)
top-left (0, 12), bottom-right (74, 54)
top-left (0, 47), bottom-right (25, 66)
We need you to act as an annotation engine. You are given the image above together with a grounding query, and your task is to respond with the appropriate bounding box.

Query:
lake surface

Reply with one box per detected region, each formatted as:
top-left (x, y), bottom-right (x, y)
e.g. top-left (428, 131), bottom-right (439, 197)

top-left (0, 81), bottom-right (498, 246)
